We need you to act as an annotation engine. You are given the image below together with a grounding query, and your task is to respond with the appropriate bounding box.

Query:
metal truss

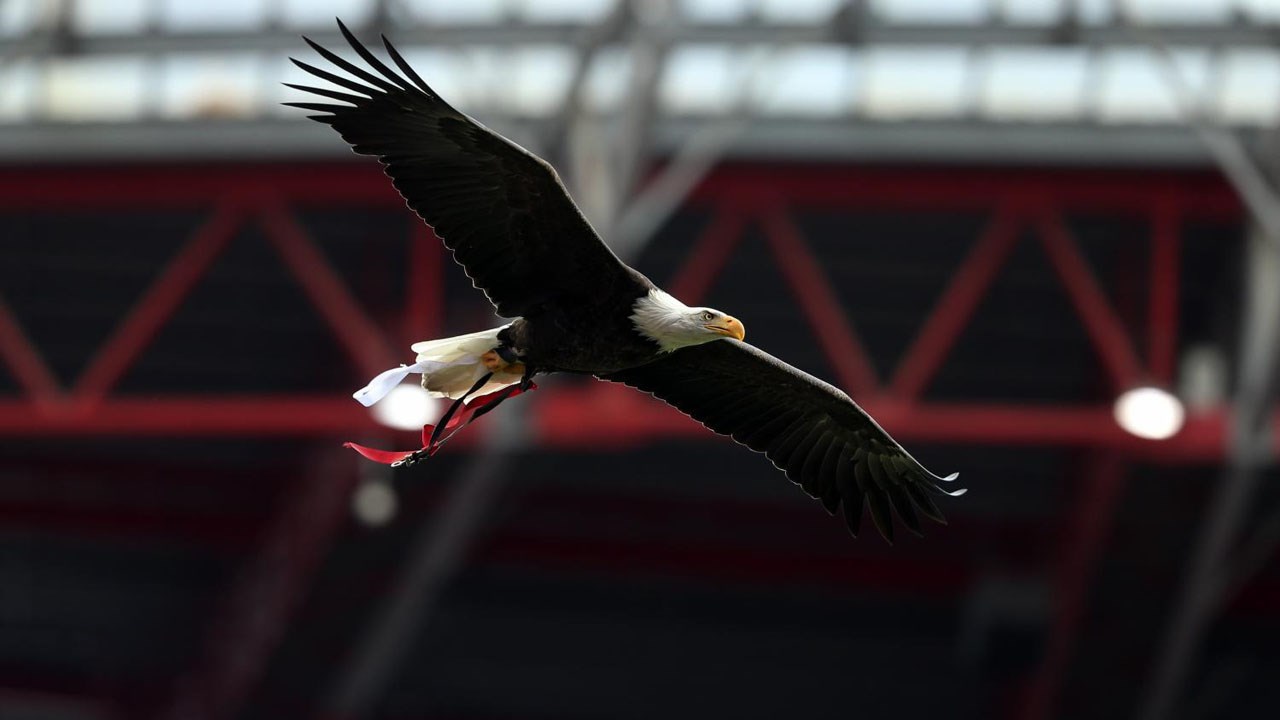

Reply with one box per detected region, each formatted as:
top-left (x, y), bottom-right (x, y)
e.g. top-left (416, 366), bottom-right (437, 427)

top-left (0, 161), bottom-right (1274, 455)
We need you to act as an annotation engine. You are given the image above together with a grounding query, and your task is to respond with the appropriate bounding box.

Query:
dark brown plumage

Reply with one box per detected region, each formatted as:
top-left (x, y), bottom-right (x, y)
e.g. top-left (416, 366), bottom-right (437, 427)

top-left (286, 22), bottom-right (635, 318)
top-left (602, 341), bottom-right (963, 542)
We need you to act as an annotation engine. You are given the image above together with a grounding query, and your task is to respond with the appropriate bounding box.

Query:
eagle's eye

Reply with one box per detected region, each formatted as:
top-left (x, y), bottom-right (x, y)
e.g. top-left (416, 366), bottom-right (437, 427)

top-left (701, 311), bottom-right (715, 321)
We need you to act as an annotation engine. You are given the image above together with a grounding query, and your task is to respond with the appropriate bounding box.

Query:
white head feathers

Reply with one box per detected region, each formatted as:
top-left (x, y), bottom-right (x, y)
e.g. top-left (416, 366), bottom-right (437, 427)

top-left (630, 288), bottom-right (745, 352)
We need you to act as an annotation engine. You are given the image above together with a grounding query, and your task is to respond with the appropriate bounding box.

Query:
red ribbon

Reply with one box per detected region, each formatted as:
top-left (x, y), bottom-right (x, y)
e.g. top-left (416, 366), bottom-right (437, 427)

top-left (344, 383), bottom-right (534, 465)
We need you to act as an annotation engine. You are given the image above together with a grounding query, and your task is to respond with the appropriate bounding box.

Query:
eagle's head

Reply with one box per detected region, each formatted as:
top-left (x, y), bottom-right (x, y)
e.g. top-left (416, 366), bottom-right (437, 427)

top-left (631, 289), bottom-right (746, 352)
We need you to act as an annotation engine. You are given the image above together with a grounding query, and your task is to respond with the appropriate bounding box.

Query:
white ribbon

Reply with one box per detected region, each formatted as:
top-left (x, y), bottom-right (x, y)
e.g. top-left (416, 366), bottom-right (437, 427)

top-left (352, 358), bottom-right (471, 407)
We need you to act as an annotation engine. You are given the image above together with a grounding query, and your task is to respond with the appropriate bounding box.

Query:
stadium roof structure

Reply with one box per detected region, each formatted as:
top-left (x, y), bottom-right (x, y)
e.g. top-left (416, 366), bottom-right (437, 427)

top-left (3, 0), bottom-right (1280, 165)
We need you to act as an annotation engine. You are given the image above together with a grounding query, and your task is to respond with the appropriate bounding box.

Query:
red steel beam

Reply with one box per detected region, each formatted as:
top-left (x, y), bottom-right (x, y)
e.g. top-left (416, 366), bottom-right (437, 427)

top-left (694, 166), bottom-right (1241, 217)
top-left (1, 388), bottom-right (1273, 462)
top-left (1037, 213), bottom-right (1146, 392)
top-left (1148, 203), bottom-right (1181, 385)
top-left (0, 397), bottom-right (383, 435)
top-left (0, 164), bottom-right (1241, 217)
top-left (531, 384), bottom-right (1266, 462)
top-left (760, 207), bottom-right (879, 396)
top-left (1022, 453), bottom-right (1127, 720)
top-left (890, 208), bottom-right (1023, 401)
top-left (0, 295), bottom-right (61, 404)
top-left (72, 204), bottom-right (245, 406)
top-left (667, 209), bottom-right (746, 303)
top-left (404, 222), bottom-right (443, 347)
top-left (0, 165), bottom-right (404, 211)
top-left (259, 203), bottom-right (396, 378)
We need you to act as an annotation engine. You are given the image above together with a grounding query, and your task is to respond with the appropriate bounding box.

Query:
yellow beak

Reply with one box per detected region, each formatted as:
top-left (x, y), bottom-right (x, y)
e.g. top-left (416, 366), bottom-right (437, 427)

top-left (705, 315), bottom-right (745, 341)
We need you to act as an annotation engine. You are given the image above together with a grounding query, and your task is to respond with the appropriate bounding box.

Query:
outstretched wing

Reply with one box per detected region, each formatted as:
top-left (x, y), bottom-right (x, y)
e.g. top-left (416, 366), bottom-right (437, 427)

top-left (601, 340), bottom-right (964, 543)
top-left (286, 21), bottom-right (635, 317)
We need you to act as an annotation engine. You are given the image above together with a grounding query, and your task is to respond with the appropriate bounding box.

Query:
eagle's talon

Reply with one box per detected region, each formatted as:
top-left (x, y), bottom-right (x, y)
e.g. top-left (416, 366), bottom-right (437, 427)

top-left (480, 350), bottom-right (504, 371)
top-left (481, 349), bottom-right (526, 376)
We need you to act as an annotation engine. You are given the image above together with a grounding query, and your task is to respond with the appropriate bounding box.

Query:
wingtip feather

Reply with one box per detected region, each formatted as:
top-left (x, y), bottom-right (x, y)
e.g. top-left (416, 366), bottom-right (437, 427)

top-left (381, 32), bottom-right (439, 97)
top-left (841, 491), bottom-right (864, 539)
top-left (888, 486), bottom-right (924, 537)
top-left (867, 492), bottom-right (894, 544)
top-left (303, 27), bottom-right (401, 94)
top-left (289, 56), bottom-right (320, 74)
top-left (336, 18), bottom-right (359, 50)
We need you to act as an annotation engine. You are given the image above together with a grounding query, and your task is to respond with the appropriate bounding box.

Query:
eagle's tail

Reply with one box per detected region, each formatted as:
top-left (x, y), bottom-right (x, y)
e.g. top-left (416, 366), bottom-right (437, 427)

top-left (352, 324), bottom-right (523, 408)
top-left (410, 325), bottom-right (522, 400)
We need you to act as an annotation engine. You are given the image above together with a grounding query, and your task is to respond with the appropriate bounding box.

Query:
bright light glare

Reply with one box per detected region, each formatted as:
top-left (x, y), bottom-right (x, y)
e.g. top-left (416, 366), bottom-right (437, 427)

top-left (1113, 386), bottom-right (1185, 440)
top-left (351, 480), bottom-right (398, 527)
top-left (370, 384), bottom-right (440, 431)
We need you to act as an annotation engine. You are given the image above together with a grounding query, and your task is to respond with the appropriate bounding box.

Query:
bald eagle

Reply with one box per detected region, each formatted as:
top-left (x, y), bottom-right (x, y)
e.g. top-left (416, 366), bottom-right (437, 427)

top-left (288, 21), bottom-right (963, 542)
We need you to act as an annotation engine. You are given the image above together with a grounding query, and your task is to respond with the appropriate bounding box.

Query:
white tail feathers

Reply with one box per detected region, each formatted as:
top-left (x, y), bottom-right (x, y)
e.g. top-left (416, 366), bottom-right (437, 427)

top-left (409, 325), bottom-right (508, 361)
top-left (411, 324), bottom-right (522, 399)
top-left (352, 324), bottom-right (523, 407)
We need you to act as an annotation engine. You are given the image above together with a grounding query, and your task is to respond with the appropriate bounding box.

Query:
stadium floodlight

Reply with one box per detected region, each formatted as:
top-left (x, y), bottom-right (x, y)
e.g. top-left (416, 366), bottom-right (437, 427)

top-left (370, 383), bottom-right (441, 431)
top-left (351, 479), bottom-right (398, 528)
top-left (1113, 385), bottom-right (1186, 440)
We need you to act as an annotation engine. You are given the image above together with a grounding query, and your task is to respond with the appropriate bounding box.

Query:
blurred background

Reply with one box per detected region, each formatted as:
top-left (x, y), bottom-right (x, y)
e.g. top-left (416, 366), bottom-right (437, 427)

top-left (2, 0), bottom-right (1280, 719)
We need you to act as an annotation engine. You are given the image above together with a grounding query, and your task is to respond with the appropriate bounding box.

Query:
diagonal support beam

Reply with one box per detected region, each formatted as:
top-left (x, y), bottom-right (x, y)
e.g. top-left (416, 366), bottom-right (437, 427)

top-left (1037, 212), bottom-right (1145, 392)
top-left (761, 207), bottom-right (879, 396)
top-left (609, 1), bottom-right (671, 232)
top-left (73, 203), bottom-right (245, 405)
top-left (891, 208), bottom-right (1022, 401)
top-left (0, 295), bottom-right (61, 404)
top-left (667, 209), bottom-right (747, 304)
top-left (259, 203), bottom-right (396, 378)
top-left (542, 0), bottom-right (625, 166)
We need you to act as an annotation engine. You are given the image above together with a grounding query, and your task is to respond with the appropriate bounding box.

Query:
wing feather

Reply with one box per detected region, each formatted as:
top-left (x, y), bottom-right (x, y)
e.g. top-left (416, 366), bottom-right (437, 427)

top-left (288, 21), bottom-right (636, 317)
top-left (601, 340), bottom-right (963, 543)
